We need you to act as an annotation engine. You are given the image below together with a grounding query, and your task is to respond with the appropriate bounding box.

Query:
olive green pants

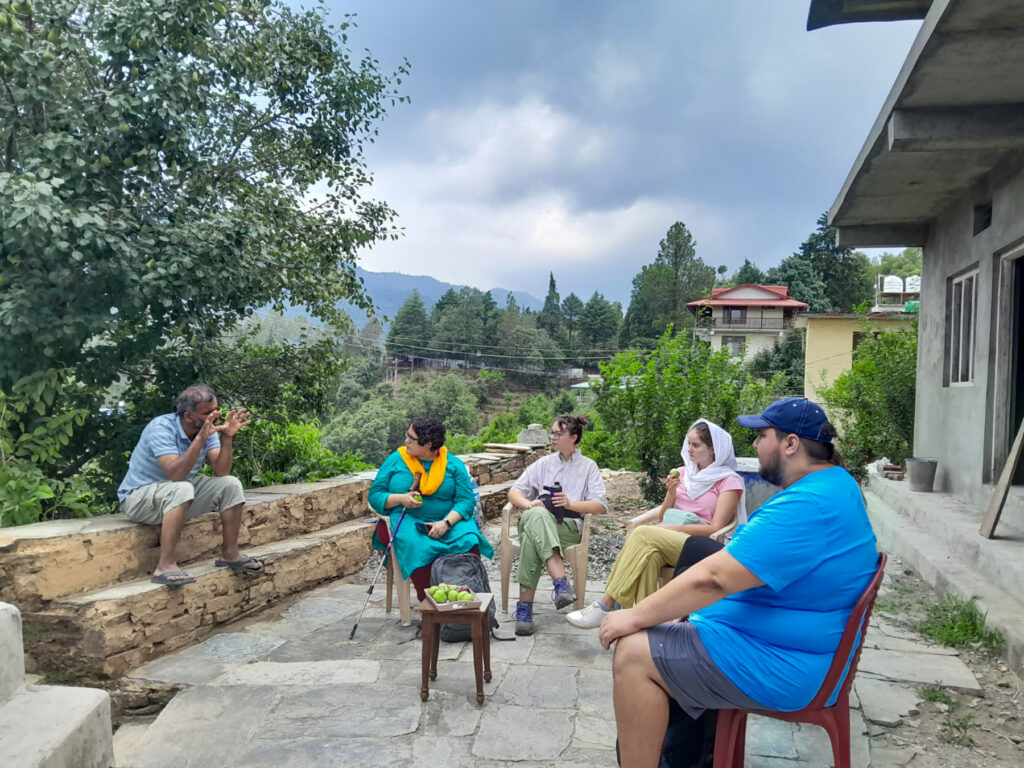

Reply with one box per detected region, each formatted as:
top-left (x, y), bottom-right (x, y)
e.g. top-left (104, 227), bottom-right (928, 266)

top-left (515, 506), bottom-right (582, 589)
top-left (605, 525), bottom-right (690, 607)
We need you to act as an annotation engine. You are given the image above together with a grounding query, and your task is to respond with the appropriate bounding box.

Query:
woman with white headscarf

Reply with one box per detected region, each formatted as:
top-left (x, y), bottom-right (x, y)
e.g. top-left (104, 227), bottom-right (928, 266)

top-left (566, 419), bottom-right (745, 629)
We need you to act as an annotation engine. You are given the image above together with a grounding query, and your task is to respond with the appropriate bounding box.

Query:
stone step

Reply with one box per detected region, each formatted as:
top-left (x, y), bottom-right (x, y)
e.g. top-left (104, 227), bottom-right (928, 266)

top-left (1, 602), bottom-right (24, 701)
top-left (21, 519), bottom-right (376, 681)
top-left (865, 484), bottom-right (1024, 678)
top-left (0, 684), bottom-right (114, 768)
top-left (0, 473), bottom-right (378, 608)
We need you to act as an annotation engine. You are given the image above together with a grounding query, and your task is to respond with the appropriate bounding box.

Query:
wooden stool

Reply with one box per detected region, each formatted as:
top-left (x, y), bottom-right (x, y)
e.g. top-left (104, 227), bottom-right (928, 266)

top-left (419, 592), bottom-right (493, 705)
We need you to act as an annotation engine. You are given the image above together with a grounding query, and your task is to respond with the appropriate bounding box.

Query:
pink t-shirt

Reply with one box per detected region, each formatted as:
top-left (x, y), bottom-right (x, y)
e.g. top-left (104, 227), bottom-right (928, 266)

top-left (671, 469), bottom-right (744, 524)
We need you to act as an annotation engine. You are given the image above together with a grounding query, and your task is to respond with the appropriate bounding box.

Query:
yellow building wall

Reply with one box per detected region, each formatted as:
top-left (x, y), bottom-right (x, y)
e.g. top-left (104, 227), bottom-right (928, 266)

top-left (803, 316), bottom-right (913, 403)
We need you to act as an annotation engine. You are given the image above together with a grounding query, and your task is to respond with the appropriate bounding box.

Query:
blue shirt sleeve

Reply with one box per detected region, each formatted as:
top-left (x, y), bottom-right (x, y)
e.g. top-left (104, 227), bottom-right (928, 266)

top-left (148, 417), bottom-right (182, 458)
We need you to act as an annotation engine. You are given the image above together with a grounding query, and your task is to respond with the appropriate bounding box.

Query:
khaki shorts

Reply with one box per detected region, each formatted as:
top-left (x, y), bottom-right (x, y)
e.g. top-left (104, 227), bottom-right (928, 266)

top-left (121, 475), bottom-right (245, 525)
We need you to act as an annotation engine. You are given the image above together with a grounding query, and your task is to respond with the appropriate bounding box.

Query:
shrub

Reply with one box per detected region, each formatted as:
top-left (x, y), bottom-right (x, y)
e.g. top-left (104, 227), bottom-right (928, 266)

top-left (233, 419), bottom-right (371, 487)
top-left (819, 322), bottom-right (917, 477)
top-left (592, 329), bottom-right (785, 501)
top-left (0, 370), bottom-right (100, 526)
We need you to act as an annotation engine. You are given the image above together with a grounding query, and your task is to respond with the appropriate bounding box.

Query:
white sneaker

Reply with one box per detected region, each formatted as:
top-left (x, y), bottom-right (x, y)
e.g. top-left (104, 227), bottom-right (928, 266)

top-left (566, 600), bottom-right (612, 629)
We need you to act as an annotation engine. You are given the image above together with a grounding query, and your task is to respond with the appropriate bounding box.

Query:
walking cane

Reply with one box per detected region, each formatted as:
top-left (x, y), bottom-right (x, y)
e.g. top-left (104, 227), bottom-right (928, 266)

top-left (349, 505), bottom-right (410, 640)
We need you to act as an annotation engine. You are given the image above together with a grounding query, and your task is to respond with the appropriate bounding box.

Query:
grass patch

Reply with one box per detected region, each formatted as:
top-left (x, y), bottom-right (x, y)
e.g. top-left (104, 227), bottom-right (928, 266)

top-left (916, 595), bottom-right (1004, 654)
top-left (873, 597), bottom-right (902, 615)
top-left (938, 714), bottom-right (977, 747)
top-left (917, 684), bottom-right (956, 708)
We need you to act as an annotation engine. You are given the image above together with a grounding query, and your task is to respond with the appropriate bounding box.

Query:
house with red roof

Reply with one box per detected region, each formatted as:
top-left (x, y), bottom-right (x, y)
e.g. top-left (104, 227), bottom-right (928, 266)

top-left (686, 284), bottom-right (808, 361)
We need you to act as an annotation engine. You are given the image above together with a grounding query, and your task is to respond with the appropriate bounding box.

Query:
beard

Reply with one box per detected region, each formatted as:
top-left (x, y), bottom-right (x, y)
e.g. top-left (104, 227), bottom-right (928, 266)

top-left (758, 448), bottom-right (784, 486)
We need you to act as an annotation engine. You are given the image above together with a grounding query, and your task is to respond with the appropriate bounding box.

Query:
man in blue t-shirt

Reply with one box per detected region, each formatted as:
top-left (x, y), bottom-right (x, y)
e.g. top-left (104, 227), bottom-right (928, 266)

top-left (602, 398), bottom-right (877, 767)
top-left (117, 384), bottom-right (262, 587)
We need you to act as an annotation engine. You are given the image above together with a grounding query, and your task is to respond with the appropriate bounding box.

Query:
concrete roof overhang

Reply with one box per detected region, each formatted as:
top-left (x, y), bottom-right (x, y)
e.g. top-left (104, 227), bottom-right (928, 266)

top-left (824, 0), bottom-right (1024, 247)
top-left (807, 0), bottom-right (929, 31)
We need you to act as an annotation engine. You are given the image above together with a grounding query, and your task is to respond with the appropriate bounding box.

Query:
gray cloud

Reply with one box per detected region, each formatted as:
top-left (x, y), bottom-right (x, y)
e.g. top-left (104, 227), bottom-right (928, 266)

top-left (320, 1), bottom-right (919, 304)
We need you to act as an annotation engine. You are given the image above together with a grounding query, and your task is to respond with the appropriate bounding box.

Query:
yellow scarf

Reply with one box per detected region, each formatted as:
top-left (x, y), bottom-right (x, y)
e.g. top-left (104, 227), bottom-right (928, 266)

top-left (398, 446), bottom-right (448, 495)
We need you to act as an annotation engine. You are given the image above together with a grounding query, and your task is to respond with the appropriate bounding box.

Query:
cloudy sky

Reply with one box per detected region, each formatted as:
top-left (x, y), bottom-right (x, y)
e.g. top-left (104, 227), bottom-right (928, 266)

top-left (319, 1), bottom-right (920, 306)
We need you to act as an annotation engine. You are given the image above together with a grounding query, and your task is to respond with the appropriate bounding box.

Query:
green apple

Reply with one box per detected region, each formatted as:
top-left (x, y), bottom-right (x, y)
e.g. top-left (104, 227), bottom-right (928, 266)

top-left (669, 469), bottom-right (680, 478)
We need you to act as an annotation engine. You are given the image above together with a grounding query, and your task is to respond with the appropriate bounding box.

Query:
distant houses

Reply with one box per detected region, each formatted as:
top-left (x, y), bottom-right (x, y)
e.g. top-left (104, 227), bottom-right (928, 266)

top-left (686, 284), bottom-right (808, 362)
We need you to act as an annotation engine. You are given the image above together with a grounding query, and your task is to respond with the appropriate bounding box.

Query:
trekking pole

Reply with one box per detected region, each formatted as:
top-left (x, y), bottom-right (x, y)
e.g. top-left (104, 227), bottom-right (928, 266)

top-left (350, 505), bottom-right (410, 640)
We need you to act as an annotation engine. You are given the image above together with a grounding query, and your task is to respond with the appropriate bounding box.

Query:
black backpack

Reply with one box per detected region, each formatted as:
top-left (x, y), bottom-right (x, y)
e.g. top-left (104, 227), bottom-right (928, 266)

top-left (429, 553), bottom-right (501, 642)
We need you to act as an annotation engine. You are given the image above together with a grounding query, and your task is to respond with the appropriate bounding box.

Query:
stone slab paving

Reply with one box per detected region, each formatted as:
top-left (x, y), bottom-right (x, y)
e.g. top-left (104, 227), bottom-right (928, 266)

top-left (116, 556), bottom-right (982, 767)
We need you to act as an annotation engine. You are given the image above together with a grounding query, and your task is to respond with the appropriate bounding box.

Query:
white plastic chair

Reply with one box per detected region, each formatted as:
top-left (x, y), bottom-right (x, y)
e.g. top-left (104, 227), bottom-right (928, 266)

top-left (375, 512), bottom-right (413, 626)
top-left (498, 502), bottom-right (592, 613)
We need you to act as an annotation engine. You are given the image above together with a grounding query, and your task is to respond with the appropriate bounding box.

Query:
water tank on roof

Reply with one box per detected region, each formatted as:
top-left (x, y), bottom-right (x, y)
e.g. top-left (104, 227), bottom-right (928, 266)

top-left (882, 275), bottom-right (904, 293)
top-left (905, 274), bottom-right (921, 292)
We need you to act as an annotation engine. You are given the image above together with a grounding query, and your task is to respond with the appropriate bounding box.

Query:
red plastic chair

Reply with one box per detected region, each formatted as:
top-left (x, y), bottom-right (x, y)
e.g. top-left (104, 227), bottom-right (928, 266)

top-left (713, 553), bottom-right (887, 768)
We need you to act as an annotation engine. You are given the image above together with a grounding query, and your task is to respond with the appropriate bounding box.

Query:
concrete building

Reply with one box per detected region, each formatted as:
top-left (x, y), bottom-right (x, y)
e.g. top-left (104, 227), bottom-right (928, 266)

top-left (812, 0), bottom-right (1024, 528)
top-left (686, 284), bottom-right (808, 362)
top-left (798, 313), bottom-right (916, 403)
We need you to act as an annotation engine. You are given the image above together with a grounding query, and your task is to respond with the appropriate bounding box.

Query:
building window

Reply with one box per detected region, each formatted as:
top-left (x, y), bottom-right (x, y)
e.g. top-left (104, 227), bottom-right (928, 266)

top-left (947, 267), bottom-right (978, 385)
top-left (722, 307), bottom-right (747, 325)
top-left (722, 335), bottom-right (746, 357)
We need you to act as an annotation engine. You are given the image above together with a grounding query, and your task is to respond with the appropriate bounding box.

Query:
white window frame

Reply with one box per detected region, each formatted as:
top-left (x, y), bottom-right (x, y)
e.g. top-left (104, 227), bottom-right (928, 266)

top-left (948, 267), bottom-right (978, 386)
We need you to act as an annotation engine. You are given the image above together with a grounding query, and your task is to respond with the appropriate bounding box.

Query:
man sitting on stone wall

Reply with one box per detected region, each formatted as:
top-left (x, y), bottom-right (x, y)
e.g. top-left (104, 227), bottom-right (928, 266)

top-left (600, 398), bottom-right (878, 767)
top-left (117, 384), bottom-right (262, 587)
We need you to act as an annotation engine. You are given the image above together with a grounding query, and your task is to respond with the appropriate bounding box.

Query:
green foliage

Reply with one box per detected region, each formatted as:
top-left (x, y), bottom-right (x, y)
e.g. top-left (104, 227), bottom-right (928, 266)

top-left (0, 0), bottom-right (405, 500)
top-left (578, 415), bottom-right (637, 471)
top-left (917, 595), bottom-right (1005, 654)
top-left (322, 397), bottom-right (407, 466)
top-left (398, 373), bottom-right (479, 435)
top-left (793, 213), bottom-right (873, 312)
top-left (917, 685), bottom-right (956, 707)
top-left (476, 412), bottom-right (522, 445)
top-left (746, 327), bottom-right (805, 394)
top-left (938, 714), bottom-right (977, 747)
top-left (551, 391), bottom-right (576, 415)
top-left (819, 323), bottom-right (917, 475)
top-left (593, 329), bottom-right (784, 501)
top-left (445, 432), bottom-right (483, 456)
top-left (867, 248), bottom-right (922, 285)
top-left (232, 418), bottom-right (371, 488)
top-left (766, 255), bottom-right (833, 312)
top-left (387, 291), bottom-right (430, 358)
top-left (730, 258), bottom-right (767, 286)
top-left (0, 370), bottom-right (99, 526)
top-left (470, 370), bottom-right (506, 406)
top-left (516, 394), bottom-right (555, 428)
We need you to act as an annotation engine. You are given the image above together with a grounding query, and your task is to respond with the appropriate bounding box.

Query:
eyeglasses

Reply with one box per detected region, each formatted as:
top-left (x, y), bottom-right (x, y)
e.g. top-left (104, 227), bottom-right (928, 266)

top-left (549, 430), bottom-right (564, 439)
top-left (405, 432), bottom-right (418, 442)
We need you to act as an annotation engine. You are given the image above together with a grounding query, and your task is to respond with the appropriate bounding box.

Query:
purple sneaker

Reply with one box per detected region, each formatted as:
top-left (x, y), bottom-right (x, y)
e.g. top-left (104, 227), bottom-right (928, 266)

top-left (552, 576), bottom-right (576, 611)
top-left (515, 600), bottom-right (535, 636)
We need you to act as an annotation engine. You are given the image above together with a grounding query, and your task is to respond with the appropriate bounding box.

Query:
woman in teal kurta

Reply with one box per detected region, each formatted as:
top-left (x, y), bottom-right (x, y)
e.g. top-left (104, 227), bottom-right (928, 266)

top-left (369, 417), bottom-right (493, 601)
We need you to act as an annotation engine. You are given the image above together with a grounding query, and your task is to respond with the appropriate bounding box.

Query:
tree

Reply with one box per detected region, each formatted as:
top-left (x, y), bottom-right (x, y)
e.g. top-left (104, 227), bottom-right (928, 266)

top-left (387, 291), bottom-right (430, 359)
top-left (0, 0), bottom-right (404, 487)
top-left (731, 258), bottom-right (768, 286)
top-left (795, 214), bottom-right (873, 312)
top-left (766, 256), bottom-right (833, 312)
top-left (561, 293), bottom-right (585, 357)
top-left (593, 330), bottom-right (787, 501)
top-left (820, 324), bottom-right (918, 476)
top-left (619, 268), bottom-right (661, 349)
top-left (653, 221), bottom-right (716, 330)
top-left (747, 327), bottom-right (805, 394)
top-left (579, 292), bottom-right (620, 356)
top-left (618, 222), bottom-right (716, 346)
top-left (866, 248), bottom-right (922, 288)
top-left (431, 288), bottom-right (488, 359)
top-left (537, 273), bottom-right (563, 339)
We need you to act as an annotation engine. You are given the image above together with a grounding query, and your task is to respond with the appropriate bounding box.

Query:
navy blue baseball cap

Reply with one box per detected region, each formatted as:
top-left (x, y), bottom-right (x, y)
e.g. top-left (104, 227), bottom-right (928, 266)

top-left (737, 398), bottom-right (833, 443)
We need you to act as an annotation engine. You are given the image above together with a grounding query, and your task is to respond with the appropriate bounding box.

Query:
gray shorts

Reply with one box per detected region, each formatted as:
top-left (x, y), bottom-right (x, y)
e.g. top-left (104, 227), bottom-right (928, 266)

top-left (121, 475), bottom-right (245, 525)
top-left (648, 620), bottom-right (764, 718)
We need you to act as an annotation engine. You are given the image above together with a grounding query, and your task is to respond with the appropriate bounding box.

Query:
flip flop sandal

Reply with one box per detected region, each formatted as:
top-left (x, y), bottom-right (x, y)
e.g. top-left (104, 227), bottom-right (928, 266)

top-left (151, 571), bottom-right (197, 587)
top-left (214, 555), bottom-right (265, 574)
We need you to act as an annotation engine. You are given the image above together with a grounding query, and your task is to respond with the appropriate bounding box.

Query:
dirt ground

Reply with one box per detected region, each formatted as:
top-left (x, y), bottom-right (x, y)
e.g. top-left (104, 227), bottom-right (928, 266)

top-left (595, 471), bottom-right (1024, 767)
